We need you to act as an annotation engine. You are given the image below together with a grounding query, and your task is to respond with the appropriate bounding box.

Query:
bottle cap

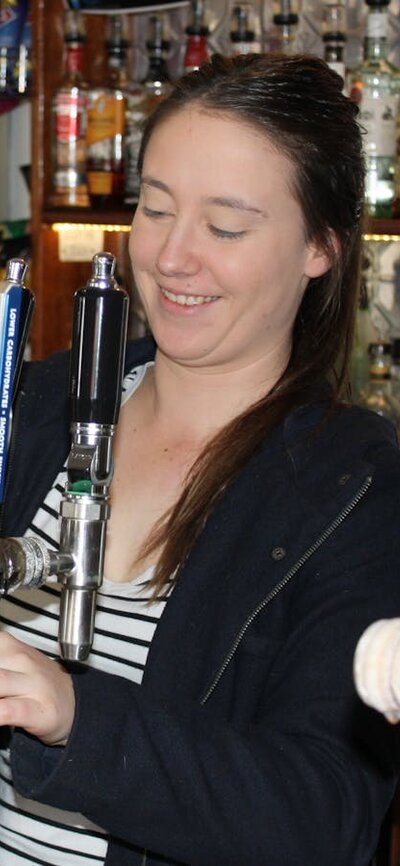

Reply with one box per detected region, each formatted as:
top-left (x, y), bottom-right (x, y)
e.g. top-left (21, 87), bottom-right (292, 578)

top-left (365, 0), bottom-right (390, 7)
top-left (273, 12), bottom-right (299, 23)
top-left (64, 10), bottom-right (86, 44)
top-left (185, 24), bottom-right (210, 35)
top-left (368, 341), bottom-right (392, 355)
top-left (323, 31), bottom-right (346, 42)
top-left (106, 13), bottom-right (129, 52)
top-left (230, 29), bottom-right (255, 41)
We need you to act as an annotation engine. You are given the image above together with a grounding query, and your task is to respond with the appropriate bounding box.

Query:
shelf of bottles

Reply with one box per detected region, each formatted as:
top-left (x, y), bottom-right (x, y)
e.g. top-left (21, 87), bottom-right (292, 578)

top-left (4, 0), bottom-right (400, 231)
top-left (5, 0), bottom-right (400, 377)
top-left (33, 0), bottom-right (400, 232)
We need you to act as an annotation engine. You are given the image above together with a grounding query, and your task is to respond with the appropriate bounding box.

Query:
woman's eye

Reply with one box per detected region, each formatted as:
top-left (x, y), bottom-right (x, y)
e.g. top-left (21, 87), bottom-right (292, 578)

top-left (209, 225), bottom-right (246, 239)
top-left (142, 206), bottom-right (169, 219)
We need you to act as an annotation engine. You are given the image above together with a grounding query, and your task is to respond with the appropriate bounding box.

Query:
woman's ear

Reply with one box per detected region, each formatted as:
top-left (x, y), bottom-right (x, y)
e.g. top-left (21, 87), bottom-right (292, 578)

top-left (305, 231), bottom-right (339, 279)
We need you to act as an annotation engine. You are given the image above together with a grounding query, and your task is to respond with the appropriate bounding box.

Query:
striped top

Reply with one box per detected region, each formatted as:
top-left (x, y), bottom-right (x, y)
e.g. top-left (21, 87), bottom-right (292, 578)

top-left (0, 361), bottom-right (170, 865)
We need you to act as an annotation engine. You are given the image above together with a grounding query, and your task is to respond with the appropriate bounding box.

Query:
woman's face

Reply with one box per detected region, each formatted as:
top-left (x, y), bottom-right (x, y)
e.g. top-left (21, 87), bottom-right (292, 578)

top-left (129, 107), bottom-right (330, 376)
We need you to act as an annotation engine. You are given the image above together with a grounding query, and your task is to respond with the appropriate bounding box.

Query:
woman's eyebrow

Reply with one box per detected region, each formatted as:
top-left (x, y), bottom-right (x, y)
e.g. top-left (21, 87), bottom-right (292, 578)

top-left (141, 176), bottom-right (172, 194)
top-left (140, 181), bottom-right (266, 216)
top-left (206, 195), bottom-right (265, 216)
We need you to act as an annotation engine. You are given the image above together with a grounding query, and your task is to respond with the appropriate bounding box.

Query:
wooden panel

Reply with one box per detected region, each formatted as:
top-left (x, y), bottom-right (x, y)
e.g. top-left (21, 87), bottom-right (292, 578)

top-left (29, 228), bottom-right (130, 358)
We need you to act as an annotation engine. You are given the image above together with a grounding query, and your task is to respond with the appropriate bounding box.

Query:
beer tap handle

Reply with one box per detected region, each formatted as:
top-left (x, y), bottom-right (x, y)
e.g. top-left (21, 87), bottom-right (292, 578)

top-left (69, 251), bottom-right (129, 428)
top-left (0, 258), bottom-right (34, 502)
top-left (58, 252), bottom-right (129, 661)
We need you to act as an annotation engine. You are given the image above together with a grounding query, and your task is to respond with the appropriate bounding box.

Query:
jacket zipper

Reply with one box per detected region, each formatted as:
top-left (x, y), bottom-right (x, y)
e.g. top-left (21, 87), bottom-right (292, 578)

top-left (200, 474), bottom-right (373, 705)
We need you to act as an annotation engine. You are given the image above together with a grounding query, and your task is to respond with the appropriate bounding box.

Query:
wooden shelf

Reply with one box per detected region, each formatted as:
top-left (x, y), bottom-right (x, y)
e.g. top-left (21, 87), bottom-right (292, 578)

top-left (366, 218), bottom-right (400, 237)
top-left (42, 206), bottom-right (136, 226)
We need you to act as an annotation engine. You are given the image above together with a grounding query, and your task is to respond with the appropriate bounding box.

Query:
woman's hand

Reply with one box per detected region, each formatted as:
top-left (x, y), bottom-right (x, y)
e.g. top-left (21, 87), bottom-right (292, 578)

top-left (0, 633), bottom-right (75, 745)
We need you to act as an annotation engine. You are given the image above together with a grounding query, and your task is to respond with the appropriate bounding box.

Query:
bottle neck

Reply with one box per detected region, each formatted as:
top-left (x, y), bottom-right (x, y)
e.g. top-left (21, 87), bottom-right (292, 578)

top-left (145, 52), bottom-right (169, 84)
top-left (364, 8), bottom-right (390, 59)
top-left (107, 50), bottom-right (128, 86)
top-left (323, 37), bottom-right (345, 63)
top-left (184, 34), bottom-right (209, 71)
top-left (65, 41), bottom-right (85, 76)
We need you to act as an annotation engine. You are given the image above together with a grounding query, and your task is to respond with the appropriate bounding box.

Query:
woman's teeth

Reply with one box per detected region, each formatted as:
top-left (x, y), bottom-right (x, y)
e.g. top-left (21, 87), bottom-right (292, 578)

top-left (161, 287), bottom-right (218, 306)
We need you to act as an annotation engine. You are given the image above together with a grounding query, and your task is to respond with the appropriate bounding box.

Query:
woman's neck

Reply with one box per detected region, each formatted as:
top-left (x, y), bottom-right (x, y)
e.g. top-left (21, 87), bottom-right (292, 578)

top-left (143, 345), bottom-right (289, 441)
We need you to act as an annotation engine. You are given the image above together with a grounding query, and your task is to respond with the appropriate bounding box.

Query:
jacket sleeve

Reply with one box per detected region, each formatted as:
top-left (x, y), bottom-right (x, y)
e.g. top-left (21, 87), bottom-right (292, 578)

top-left (9, 438), bottom-right (400, 866)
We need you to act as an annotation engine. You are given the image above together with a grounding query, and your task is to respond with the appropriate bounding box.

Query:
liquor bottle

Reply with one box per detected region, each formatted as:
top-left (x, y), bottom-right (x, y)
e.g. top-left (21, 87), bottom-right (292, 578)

top-left (229, 3), bottom-right (261, 55)
top-left (270, 0), bottom-right (299, 55)
top-left (0, 0), bottom-right (28, 101)
top-left (86, 15), bottom-right (129, 208)
top-left (124, 16), bottom-right (171, 206)
top-left (50, 10), bottom-right (89, 208)
top-left (141, 16), bottom-right (172, 98)
top-left (183, 0), bottom-right (210, 73)
top-left (14, 5), bottom-right (32, 97)
top-left (360, 341), bottom-right (400, 428)
top-left (322, 1), bottom-right (347, 86)
top-left (349, 0), bottom-right (400, 219)
top-left (351, 276), bottom-right (377, 402)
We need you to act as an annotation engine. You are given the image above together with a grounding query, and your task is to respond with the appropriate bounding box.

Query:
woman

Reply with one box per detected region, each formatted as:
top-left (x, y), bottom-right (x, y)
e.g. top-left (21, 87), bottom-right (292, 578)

top-left (0, 53), bottom-right (399, 866)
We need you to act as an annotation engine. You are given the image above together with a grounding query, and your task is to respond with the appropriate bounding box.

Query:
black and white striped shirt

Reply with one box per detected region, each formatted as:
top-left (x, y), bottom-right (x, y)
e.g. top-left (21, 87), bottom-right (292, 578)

top-left (0, 362), bottom-right (170, 865)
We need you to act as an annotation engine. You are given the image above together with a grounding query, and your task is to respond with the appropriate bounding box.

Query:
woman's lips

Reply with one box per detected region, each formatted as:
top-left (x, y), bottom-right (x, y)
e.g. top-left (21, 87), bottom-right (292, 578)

top-left (160, 286), bottom-right (219, 307)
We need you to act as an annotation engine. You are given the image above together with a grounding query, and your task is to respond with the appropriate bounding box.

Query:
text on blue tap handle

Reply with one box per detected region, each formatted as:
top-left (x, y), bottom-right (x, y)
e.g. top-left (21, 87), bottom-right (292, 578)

top-left (0, 286), bottom-right (23, 503)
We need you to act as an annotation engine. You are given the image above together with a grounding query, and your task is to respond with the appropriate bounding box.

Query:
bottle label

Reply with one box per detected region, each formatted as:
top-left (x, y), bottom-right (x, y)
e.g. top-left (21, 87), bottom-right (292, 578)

top-left (231, 42), bottom-right (261, 55)
top-left (326, 60), bottom-right (345, 81)
top-left (87, 169), bottom-right (113, 195)
top-left (125, 126), bottom-right (143, 197)
top-left (367, 12), bottom-right (388, 39)
top-left (55, 91), bottom-right (87, 141)
top-left (183, 36), bottom-right (209, 71)
top-left (358, 94), bottom-right (398, 156)
top-left (54, 166), bottom-right (86, 189)
top-left (66, 45), bottom-right (85, 75)
top-left (87, 93), bottom-right (124, 146)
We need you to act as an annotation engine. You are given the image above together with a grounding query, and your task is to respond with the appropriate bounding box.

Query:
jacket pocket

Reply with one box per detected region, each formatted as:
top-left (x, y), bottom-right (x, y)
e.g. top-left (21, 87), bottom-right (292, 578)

top-left (230, 635), bottom-right (281, 727)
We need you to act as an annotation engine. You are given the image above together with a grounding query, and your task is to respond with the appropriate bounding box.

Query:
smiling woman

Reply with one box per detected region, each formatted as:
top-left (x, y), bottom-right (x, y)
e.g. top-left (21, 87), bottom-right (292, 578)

top-left (0, 53), bottom-right (400, 866)
top-left (130, 110), bottom-right (329, 380)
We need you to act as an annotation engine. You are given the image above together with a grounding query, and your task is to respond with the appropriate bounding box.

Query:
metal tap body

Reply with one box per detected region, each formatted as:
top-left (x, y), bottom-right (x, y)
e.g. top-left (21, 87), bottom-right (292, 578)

top-left (0, 252), bottom-right (129, 661)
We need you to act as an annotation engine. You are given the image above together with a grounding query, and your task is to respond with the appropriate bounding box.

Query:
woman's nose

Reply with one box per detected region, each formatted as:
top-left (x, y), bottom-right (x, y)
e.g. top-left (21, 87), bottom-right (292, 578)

top-left (156, 223), bottom-right (201, 277)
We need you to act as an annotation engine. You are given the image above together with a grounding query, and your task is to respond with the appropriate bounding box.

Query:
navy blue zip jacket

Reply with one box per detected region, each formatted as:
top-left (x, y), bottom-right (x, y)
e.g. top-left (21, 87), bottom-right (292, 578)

top-left (3, 338), bottom-right (400, 866)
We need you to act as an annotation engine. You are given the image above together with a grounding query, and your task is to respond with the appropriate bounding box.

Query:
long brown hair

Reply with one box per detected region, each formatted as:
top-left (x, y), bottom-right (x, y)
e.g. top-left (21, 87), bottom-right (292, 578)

top-left (135, 53), bottom-right (365, 597)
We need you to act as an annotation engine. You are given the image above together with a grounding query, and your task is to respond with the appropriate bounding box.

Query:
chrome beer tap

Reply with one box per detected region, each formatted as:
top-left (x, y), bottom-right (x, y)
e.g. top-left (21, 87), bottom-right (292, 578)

top-left (0, 252), bottom-right (129, 661)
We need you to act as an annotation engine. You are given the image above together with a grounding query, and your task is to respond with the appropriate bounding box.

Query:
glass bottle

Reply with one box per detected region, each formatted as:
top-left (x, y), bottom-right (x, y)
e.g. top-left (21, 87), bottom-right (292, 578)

top-left (360, 341), bottom-right (400, 428)
top-left (13, 5), bottom-right (32, 98)
top-left (270, 0), bottom-right (299, 55)
top-left (86, 15), bottom-right (129, 209)
top-left (322, 1), bottom-right (347, 87)
top-left (142, 16), bottom-right (172, 97)
top-left (124, 16), bottom-right (172, 207)
top-left (183, 0), bottom-right (210, 73)
top-left (351, 269), bottom-right (379, 403)
top-left (229, 3), bottom-right (261, 55)
top-left (349, 0), bottom-right (400, 219)
top-left (0, 0), bottom-right (28, 101)
top-left (50, 10), bottom-right (89, 208)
